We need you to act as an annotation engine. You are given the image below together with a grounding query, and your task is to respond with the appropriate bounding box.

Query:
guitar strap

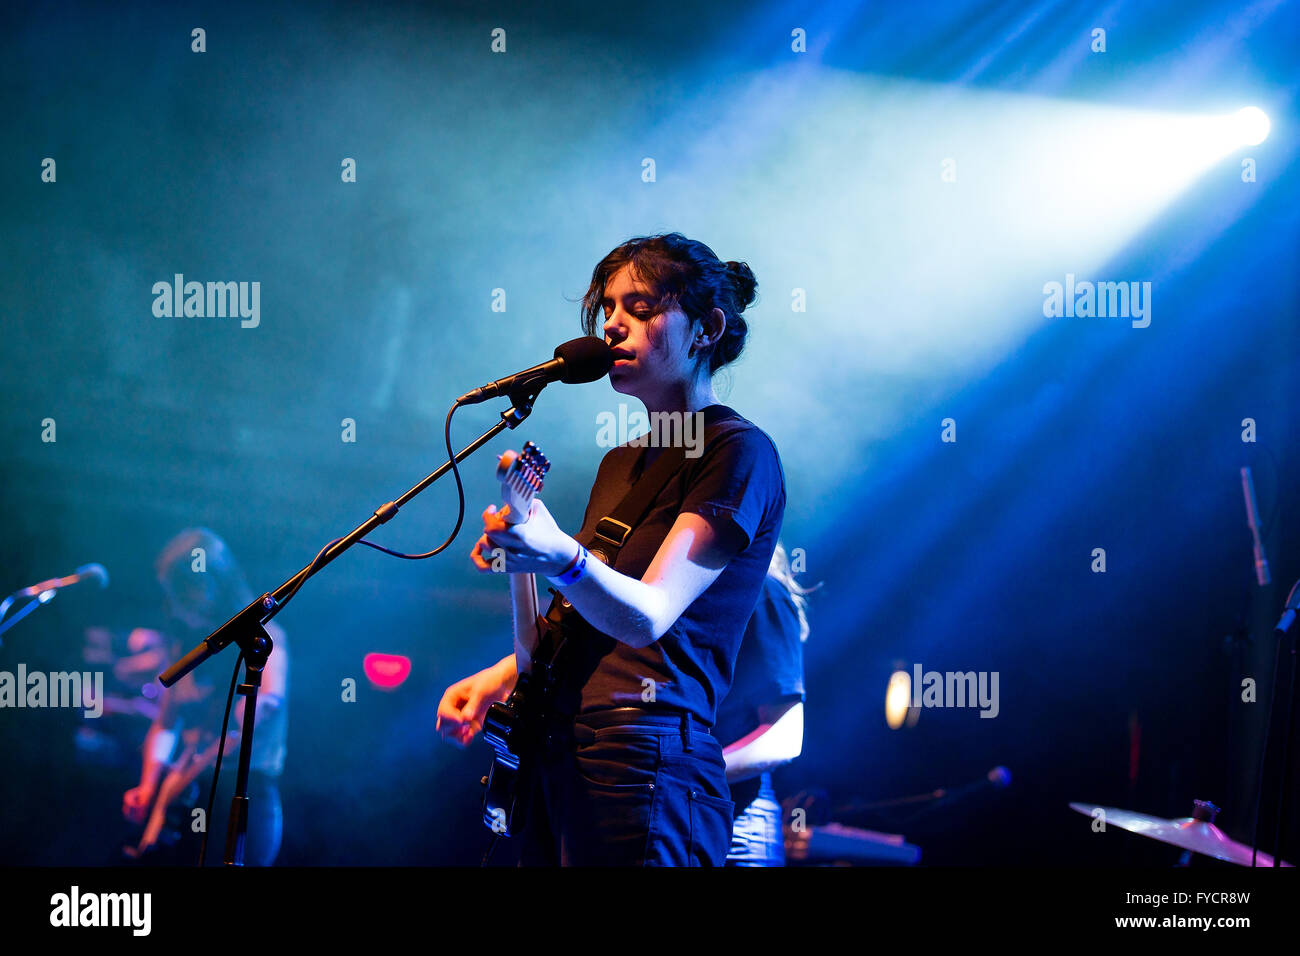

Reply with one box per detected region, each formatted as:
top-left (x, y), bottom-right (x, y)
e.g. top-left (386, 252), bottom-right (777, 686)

top-left (534, 405), bottom-right (742, 667)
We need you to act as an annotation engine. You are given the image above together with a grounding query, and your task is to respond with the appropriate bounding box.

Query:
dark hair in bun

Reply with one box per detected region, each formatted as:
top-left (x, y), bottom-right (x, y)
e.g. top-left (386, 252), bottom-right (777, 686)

top-left (581, 232), bottom-right (757, 375)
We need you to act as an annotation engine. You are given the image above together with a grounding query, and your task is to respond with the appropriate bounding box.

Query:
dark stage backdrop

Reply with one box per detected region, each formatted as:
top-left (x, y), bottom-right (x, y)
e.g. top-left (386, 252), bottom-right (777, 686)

top-left (1, 0), bottom-right (1297, 866)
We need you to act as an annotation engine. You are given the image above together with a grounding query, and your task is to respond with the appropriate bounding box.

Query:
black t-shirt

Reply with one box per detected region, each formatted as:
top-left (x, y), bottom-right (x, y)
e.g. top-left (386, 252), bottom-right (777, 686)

top-left (542, 404), bottom-right (786, 726)
top-left (712, 573), bottom-right (806, 748)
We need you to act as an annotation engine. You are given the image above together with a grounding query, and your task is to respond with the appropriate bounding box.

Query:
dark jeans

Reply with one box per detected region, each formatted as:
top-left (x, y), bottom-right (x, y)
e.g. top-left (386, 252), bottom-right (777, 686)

top-left (517, 709), bottom-right (735, 866)
top-left (189, 770), bottom-right (283, 867)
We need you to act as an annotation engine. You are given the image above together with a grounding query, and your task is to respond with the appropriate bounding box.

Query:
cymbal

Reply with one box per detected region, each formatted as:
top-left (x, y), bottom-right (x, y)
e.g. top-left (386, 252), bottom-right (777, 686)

top-left (1070, 800), bottom-right (1293, 867)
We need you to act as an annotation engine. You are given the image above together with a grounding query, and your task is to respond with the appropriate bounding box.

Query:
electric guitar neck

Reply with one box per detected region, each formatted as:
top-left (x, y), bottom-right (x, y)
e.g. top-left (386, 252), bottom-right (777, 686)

top-left (481, 441), bottom-right (551, 836)
top-left (495, 443), bottom-right (550, 675)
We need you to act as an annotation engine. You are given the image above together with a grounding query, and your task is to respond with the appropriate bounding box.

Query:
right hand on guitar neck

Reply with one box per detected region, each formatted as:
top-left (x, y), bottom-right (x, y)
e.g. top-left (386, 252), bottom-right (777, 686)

top-left (436, 655), bottom-right (517, 748)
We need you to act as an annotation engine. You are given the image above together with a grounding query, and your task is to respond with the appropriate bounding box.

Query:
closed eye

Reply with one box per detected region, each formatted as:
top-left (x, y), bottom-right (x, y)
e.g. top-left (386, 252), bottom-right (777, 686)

top-left (602, 294), bottom-right (656, 319)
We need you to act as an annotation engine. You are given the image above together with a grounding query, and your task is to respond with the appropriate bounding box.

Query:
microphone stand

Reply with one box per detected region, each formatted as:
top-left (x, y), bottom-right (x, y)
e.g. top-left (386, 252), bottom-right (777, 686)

top-left (0, 593), bottom-right (54, 644)
top-left (158, 383), bottom-right (545, 865)
top-left (0, 567), bottom-right (107, 645)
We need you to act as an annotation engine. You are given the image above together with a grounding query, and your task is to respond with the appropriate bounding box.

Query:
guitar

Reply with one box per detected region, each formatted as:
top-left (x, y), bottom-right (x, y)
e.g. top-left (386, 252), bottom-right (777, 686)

top-left (480, 442), bottom-right (551, 837)
top-left (123, 731), bottom-right (233, 859)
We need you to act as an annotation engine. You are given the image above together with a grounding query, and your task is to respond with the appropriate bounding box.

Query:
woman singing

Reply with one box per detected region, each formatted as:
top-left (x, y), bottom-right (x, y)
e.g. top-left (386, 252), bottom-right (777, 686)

top-left (438, 233), bottom-right (785, 866)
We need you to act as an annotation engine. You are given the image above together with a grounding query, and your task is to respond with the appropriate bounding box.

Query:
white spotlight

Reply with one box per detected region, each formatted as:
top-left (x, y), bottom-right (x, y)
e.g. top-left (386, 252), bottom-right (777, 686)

top-left (1234, 106), bottom-right (1270, 147)
top-left (885, 668), bottom-right (912, 730)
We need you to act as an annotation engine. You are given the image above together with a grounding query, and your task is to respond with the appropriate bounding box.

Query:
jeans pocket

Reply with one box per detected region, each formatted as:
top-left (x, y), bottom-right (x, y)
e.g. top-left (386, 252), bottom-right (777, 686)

top-left (688, 790), bottom-right (735, 867)
top-left (572, 732), bottom-right (660, 789)
top-left (565, 776), bottom-right (658, 866)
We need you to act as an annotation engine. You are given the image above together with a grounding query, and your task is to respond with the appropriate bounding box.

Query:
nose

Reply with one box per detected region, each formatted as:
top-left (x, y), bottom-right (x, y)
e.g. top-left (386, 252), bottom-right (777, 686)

top-left (602, 312), bottom-right (626, 343)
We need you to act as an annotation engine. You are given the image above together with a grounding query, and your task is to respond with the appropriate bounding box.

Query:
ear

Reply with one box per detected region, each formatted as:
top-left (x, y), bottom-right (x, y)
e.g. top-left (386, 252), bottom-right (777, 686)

top-left (698, 307), bottom-right (726, 348)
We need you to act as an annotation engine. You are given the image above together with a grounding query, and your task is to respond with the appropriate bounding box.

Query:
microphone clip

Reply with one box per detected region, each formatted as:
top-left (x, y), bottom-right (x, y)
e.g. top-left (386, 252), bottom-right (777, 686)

top-left (500, 377), bottom-right (547, 429)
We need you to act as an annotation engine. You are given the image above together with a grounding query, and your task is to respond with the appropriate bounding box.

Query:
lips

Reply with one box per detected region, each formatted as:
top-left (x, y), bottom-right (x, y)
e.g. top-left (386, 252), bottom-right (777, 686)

top-left (610, 348), bottom-right (634, 365)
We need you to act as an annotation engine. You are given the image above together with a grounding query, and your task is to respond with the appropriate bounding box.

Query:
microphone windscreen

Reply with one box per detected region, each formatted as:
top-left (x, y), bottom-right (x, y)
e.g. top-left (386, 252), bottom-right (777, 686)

top-left (76, 563), bottom-right (110, 588)
top-left (554, 337), bottom-right (613, 383)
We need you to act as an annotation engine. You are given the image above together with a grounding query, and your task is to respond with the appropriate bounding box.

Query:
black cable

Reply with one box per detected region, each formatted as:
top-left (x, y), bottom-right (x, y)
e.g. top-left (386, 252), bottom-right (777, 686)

top-left (191, 402), bottom-right (476, 864)
top-left (197, 649), bottom-right (244, 867)
top-left (275, 401), bottom-right (470, 614)
top-left (482, 833), bottom-right (501, 867)
top-left (275, 537), bottom-right (344, 613)
top-left (361, 401), bottom-right (470, 559)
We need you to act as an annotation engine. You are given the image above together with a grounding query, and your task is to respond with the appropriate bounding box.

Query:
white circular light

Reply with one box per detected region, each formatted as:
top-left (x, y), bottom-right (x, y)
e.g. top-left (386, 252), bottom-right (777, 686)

top-left (1234, 106), bottom-right (1270, 147)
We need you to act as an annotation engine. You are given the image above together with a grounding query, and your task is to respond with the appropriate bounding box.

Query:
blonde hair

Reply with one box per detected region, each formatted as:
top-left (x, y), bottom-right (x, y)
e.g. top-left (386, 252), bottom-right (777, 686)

top-left (768, 541), bottom-right (818, 643)
top-left (154, 527), bottom-right (252, 617)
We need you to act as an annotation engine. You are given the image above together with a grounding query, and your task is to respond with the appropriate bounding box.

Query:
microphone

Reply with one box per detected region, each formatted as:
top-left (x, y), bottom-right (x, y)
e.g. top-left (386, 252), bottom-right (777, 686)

top-left (456, 337), bottom-right (613, 406)
top-left (15, 563), bottom-right (110, 599)
top-left (1241, 467), bottom-right (1271, 587)
top-left (0, 564), bottom-right (110, 635)
top-left (834, 766), bottom-right (1011, 816)
top-left (934, 766), bottom-right (1012, 804)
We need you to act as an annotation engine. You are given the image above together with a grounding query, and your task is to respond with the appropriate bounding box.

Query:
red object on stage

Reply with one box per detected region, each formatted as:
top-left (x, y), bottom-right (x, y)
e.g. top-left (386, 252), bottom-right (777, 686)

top-left (363, 653), bottom-right (412, 690)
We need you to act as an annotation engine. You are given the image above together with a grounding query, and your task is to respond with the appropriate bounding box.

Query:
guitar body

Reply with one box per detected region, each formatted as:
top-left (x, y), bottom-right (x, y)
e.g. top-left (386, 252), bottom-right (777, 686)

top-left (481, 672), bottom-right (539, 836)
top-left (124, 779), bottom-right (199, 860)
top-left (123, 733), bottom-right (228, 860)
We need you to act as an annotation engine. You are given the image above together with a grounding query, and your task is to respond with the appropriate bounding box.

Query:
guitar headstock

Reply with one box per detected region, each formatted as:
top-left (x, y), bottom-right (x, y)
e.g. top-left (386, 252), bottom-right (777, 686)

top-left (495, 441), bottom-right (550, 525)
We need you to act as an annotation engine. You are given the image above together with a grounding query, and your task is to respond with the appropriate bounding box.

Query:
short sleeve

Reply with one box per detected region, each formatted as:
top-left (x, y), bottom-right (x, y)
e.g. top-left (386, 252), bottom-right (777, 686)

top-left (678, 426), bottom-right (784, 550)
top-left (748, 579), bottom-right (805, 701)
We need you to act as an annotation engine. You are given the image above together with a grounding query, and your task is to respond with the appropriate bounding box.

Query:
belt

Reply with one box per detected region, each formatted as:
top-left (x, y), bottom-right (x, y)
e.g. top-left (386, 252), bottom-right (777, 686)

top-left (548, 706), bottom-right (712, 753)
top-left (572, 706), bottom-right (712, 732)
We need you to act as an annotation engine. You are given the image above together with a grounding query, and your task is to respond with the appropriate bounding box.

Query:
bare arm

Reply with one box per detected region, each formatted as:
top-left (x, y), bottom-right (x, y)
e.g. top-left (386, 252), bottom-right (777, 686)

top-left (722, 700), bottom-right (804, 783)
top-left (138, 721), bottom-right (171, 791)
top-left (124, 686), bottom-right (176, 822)
top-left (554, 512), bottom-right (742, 647)
top-left (435, 654), bottom-right (517, 746)
top-left (472, 504), bottom-right (748, 649)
